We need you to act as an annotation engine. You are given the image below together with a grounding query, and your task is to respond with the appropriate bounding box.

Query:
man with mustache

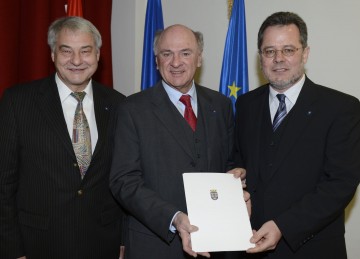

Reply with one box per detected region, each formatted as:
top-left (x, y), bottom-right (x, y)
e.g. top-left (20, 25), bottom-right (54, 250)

top-left (235, 11), bottom-right (360, 258)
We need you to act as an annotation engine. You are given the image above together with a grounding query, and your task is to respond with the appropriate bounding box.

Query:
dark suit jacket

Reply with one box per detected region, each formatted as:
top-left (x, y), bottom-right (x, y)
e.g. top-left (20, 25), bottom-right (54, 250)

top-left (110, 82), bottom-right (234, 259)
top-left (235, 76), bottom-right (360, 258)
top-left (0, 75), bottom-right (125, 259)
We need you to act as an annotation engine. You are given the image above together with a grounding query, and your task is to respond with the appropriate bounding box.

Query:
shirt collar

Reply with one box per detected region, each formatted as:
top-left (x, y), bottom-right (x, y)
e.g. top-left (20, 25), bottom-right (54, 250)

top-left (269, 74), bottom-right (305, 105)
top-left (55, 73), bottom-right (94, 103)
top-left (162, 80), bottom-right (197, 103)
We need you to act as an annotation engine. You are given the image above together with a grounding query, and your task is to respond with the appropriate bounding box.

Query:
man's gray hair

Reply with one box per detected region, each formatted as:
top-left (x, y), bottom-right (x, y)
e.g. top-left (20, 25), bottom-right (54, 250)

top-left (47, 16), bottom-right (102, 53)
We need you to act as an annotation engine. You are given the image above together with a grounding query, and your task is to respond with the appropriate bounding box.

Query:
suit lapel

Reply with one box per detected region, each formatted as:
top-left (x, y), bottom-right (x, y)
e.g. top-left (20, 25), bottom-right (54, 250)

top-left (151, 83), bottom-right (194, 159)
top-left (35, 76), bottom-right (75, 158)
top-left (249, 87), bottom-right (269, 180)
top-left (92, 83), bottom-right (111, 159)
top-left (196, 85), bottom-right (220, 169)
top-left (270, 78), bottom-right (318, 178)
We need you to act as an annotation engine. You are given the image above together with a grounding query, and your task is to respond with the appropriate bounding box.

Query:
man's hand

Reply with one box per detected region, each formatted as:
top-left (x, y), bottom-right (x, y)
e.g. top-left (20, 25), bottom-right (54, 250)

top-left (243, 190), bottom-right (251, 217)
top-left (227, 168), bottom-right (251, 216)
top-left (172, 212), bottom-right (210, 258)
top-left (247, 220), bottom-right (282, 253)
top-left (227, 168), bottom-right (246, 188)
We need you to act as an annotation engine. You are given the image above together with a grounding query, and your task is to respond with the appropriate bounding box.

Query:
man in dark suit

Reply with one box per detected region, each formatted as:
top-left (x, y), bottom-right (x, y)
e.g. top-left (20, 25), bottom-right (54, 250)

top-left (110, 24), bottom-right (248, 259)
top-left (0, 17), bottom-right (125, 259)
top-left (235, 12), bottom-right (360, 258)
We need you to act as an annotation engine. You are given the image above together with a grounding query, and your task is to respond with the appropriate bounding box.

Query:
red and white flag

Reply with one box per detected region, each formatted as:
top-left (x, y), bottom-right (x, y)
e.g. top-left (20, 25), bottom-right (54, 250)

top-left (66, 0), bottom-right (83, 17)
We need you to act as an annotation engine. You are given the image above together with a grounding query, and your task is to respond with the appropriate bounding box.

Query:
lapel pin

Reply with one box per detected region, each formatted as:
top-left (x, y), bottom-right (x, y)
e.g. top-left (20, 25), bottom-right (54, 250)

top-left (307, 110), bottom-right (312, 115)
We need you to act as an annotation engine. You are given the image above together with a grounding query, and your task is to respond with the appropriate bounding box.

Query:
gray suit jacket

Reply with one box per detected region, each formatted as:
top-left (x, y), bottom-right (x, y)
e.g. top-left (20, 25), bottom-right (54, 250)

top-left (110, 81), bottom-right (234, 258)
top-left (0, 75), bottom-right (125, 259)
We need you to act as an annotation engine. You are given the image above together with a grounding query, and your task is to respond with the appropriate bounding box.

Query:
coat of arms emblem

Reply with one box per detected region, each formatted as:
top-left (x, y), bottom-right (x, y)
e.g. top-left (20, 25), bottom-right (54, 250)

top-left (210, 189), bottom-right (218, 200)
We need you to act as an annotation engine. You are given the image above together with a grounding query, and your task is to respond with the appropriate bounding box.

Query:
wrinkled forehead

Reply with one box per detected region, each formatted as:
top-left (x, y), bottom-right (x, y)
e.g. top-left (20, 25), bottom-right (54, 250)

top-left (159, 26), bottom-right (198, 51)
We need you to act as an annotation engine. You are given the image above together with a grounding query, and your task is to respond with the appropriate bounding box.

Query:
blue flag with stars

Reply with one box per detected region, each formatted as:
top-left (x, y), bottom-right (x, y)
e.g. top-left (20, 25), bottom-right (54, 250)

top-left (141, 0), bottom-right (164, 91)
top-left (219, 0), bottom-right (249, 112)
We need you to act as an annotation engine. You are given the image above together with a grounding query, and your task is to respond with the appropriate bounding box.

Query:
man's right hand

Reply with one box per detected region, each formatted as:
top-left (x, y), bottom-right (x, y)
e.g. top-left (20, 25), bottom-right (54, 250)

top-left (172, 212), bottom-right (210, 258)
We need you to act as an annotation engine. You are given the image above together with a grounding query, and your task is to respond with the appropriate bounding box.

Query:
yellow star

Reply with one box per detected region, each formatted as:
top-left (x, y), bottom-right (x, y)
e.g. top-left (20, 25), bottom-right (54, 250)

top-left (228, 82), bottom-right (241, 98)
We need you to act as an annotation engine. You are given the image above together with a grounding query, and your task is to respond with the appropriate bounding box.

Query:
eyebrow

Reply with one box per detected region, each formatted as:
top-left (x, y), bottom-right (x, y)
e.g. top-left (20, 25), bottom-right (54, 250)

top-left (263, 44), bottom-right (297, 49)
top-left (59, 44), bottom-right (93, 49)
top-left (159, 48), bottom-right (193, 53)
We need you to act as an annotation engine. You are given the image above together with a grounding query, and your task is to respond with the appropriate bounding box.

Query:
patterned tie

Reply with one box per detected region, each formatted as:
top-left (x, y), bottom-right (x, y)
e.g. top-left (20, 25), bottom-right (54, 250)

top-left (273, 94), bottom-right (287, 131)
top-left (71, 92), bottom-right (92, 179)
top-left (179, 95), bottom-right (197, 131)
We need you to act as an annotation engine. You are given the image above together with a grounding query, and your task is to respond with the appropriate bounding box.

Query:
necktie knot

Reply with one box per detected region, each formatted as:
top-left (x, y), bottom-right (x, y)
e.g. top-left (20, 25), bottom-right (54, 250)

top-left (276, 93), bottom-right (286, 103)
top-left (71, 92), bottom-right (86, 102)
top-left (179, 95), bottom-right (192, 107)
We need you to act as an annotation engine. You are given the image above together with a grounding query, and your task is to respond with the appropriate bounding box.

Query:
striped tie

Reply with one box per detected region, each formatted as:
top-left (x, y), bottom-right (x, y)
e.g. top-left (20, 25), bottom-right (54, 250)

top-left (71, 92), bottom-right (92, 179)
top-left (273, 94), bottom-right (287, 131)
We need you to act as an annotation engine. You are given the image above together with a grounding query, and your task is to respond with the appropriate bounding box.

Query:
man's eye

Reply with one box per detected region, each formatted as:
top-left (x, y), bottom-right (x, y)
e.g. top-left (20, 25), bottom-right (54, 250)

top-left (283, 48), bottom-right (295, 55)
top-left (265, 49), bottom-right (275, 55)
top-left (161, 52), bottom-right (171, 58)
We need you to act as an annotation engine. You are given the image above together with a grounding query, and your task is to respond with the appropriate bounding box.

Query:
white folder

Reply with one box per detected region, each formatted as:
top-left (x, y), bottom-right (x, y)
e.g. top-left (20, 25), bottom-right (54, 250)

top-left (183, 172), bottom-right (254, 252)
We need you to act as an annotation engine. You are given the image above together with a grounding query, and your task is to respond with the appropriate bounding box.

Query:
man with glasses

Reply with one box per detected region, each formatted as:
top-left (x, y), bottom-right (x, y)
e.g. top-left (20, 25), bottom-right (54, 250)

top-left (234, 11), bottom-right (360, 258)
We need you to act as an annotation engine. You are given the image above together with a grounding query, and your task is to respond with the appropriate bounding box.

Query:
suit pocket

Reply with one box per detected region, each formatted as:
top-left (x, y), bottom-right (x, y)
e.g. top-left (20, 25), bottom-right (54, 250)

top-left (100, 205), bottom-right (123, 226)
top-left (18, 210), bottom-right (49, 230)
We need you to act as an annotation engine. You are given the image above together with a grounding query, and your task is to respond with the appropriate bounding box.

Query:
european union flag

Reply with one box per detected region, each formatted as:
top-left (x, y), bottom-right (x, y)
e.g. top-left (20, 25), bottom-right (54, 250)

top-left (219, 0), bottom-right (249, 112)
top-left (141, 0), bottom-right (164, 91)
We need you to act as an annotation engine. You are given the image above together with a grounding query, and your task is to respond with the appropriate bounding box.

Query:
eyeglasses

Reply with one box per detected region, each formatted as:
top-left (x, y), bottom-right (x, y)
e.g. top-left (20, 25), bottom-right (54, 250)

top-left (259, 47), bottom-right (302, 58)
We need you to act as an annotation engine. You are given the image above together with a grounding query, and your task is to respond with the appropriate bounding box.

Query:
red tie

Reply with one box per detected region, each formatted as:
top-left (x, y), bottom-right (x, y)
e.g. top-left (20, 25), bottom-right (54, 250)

top-left (180, 95), bottom-right (197, 131)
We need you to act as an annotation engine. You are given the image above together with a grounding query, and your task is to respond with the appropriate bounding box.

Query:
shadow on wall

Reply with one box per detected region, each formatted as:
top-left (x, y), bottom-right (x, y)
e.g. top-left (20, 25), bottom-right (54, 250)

top-left (194, 64), bottom-right (203, 85)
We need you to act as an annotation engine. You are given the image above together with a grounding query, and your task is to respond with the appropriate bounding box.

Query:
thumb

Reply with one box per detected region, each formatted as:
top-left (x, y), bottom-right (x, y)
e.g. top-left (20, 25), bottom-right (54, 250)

top-left (250, 229), bottom-right (264, 243)
top-left (188, 224), bottom-right (199, 233)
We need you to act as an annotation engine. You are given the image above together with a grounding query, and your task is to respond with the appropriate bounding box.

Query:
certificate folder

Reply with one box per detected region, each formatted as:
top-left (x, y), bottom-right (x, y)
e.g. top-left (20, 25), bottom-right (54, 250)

top-left (183, 173), bottom-right (254, 252)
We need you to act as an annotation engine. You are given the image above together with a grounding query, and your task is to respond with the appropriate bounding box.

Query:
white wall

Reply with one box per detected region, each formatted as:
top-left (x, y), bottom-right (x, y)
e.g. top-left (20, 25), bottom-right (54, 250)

top-left (111, 1), bottom-right (360, 258)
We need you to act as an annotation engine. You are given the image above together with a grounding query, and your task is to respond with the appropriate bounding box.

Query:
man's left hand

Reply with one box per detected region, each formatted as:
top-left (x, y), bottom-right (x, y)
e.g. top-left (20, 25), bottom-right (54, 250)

top-left (246, 220), bottom-right (282, 253)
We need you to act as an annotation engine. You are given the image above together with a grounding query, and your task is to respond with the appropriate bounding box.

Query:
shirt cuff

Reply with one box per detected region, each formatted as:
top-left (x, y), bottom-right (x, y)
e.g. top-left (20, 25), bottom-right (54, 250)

top-left (169, 211), bottom-right (181, 233)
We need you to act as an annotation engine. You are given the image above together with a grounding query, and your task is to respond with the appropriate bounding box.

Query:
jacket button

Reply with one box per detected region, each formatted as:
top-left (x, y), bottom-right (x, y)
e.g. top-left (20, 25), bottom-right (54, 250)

top-left (77, 190), bottom-right (83, 196)
top-left (73, 163), bottom-right (78, 167)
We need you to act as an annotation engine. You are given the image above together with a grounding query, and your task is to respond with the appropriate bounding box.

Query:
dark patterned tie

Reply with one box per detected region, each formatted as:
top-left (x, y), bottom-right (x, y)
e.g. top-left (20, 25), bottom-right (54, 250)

top-left (71, 92), bottom-right (92, 179)
top-left (273, 94), bottom-right (287, 131)
top-left (179, 95), bottom-right (197, 131)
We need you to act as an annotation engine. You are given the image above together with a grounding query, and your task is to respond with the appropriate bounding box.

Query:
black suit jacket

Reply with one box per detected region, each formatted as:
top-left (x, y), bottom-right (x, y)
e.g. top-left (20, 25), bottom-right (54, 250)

top-left (0, 75), bottom-right (125, 259)
top-left (235, 77), bottom-right (360, 258)
top-left (110, 82), bottom-right (234, 259)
